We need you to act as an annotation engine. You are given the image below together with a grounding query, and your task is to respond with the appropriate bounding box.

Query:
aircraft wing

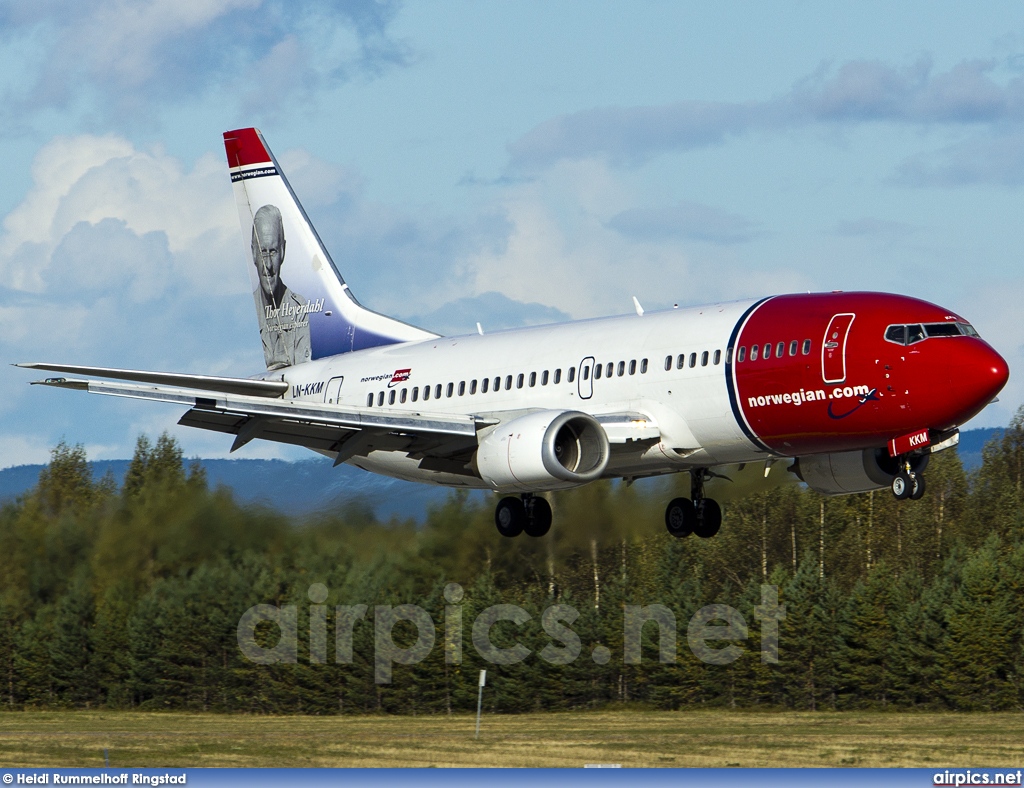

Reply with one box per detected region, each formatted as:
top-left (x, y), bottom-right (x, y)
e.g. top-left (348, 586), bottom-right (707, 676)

top-left (28, 375), bottom-right (486, 469)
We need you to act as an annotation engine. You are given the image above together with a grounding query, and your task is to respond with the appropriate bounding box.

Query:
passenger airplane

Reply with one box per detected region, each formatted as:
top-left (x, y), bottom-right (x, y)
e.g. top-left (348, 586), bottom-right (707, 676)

top-left (19, 128), bottom-right (1009, 539)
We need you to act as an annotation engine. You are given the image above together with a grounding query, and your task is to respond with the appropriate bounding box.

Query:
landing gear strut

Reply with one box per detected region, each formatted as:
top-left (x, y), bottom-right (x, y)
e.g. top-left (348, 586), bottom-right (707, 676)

top-left (665, 469), bottom-right (722, 539)
top-left (494, 493), bottom-right (552, 538)
top-left (891, 458), bottom-right (926, 501)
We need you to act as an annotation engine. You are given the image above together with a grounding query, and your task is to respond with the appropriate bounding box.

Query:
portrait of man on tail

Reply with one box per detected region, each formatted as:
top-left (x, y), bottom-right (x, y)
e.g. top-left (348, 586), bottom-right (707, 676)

top-left (251, 204), bottom-right (312, 369)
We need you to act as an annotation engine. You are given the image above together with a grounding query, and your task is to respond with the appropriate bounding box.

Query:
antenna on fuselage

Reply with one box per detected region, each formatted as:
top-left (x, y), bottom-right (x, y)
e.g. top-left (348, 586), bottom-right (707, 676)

top-left (632, 296), bottom-right (644, 317)
top-left (476, 322), bottom-right (484, 335)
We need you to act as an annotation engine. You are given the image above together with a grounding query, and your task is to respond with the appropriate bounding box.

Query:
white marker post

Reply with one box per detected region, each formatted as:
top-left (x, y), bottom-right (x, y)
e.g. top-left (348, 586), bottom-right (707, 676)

top-left (475, 669), bottom-right (486, 739)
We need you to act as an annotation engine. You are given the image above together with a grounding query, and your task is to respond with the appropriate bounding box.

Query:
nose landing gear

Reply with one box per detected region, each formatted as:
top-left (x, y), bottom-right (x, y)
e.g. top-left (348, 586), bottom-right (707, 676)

top-left (664, 469), bottom-right (722, 539)
top-left (494, 493), bottom-right (552, 538)
top-left (891, 458), bottom-right (926, 501)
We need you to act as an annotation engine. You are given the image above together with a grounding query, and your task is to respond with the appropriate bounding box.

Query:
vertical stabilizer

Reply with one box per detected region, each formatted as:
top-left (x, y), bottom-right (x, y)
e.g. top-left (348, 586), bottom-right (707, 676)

top-left (223, 128), bottom-right (437, 370)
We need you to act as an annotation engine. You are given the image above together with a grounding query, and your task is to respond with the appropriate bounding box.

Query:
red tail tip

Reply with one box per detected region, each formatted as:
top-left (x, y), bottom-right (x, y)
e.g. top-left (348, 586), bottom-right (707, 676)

top-left (223, 128), bottom-right (271, 168)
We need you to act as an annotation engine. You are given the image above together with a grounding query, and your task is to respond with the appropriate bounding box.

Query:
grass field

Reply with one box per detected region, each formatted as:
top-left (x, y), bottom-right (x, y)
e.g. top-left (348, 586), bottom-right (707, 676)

top-left (1, 709), bottom-right (1024, 767)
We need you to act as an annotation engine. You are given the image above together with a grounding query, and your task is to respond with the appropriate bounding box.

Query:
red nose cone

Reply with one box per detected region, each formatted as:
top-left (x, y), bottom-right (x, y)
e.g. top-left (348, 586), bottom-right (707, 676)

top-left (949, 342), bottom-right (1009, 426)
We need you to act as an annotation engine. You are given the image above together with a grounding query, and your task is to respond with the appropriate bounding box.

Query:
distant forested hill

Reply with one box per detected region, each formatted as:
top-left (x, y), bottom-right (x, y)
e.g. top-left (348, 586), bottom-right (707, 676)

top-left (0, 456), bottom-right (470, 521)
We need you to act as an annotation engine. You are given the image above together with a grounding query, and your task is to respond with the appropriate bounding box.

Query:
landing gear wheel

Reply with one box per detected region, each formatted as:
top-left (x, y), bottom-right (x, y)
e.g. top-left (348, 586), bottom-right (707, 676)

top-left (693, 498), bottom-right (722, 539)
top-left (665, 497), bottom-right (695, 538)
top-left (524, 496), bottom-right (552, 537)
top-left (495, 496), bottom-right (526, 537)
top-left (892, 471), bottom-right (912, 500)
top-left (909, 473), bottom-right (926, 500)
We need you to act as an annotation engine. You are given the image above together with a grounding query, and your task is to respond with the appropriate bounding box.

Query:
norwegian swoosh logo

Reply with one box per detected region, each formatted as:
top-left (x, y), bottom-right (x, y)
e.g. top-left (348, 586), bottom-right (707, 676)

top-left (827, 388), bottom-right (880, 419)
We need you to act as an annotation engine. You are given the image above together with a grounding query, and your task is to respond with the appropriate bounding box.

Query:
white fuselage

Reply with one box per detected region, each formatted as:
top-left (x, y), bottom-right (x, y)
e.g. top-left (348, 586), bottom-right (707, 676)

top-left (271, 300), bottom-right (768, 488)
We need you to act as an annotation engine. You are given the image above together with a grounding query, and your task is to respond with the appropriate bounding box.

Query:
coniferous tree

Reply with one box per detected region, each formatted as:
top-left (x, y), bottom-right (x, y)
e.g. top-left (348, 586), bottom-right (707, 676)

top-left (938, 536), bottom-right (1018, 709)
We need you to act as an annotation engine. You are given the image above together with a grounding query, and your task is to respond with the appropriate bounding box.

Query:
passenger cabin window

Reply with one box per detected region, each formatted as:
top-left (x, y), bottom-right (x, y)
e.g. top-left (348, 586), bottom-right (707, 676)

top-left (713, 349), bottom-right (721, 365)
top-left (750, 344), bottom-right (759, 361)
top-left (542, 371), bottom-right (549, 385)
top-left (640, 359), bottom-right (648, 373)
top-left (617, 361), bottom-right (625, 376)
top-left (505, 375), bottom-right (512, 390)
top-left (775, 342), bottom-right (784, 358)
top-left (389, 390), bottom-right (396, 405)
top-left (446, 383), bottom-right (454, 397)
top-left (529, 372), bottom-right (536, 387)
top-left (664, 355), bottom-right (672, 371)
top-left (366, 393), bottom-right (373, 407)
top-left (606, 362), bottom-right (613, 377)
top-left (629, 360), bottom-right (636, 375)
top-left (677, 354), bottom-right (685, 370)
top-left (568, 367), bottom-right (576, 383)
top-left (481, 378), bottom-right (489, 393)
top-left (423, 386), bottom-right (430, 401)
top-left (435, 384), bottom-right (442, 399)
top-left (470, 380), bottom-right (477, 395)
top-left (802, 339), bottom-right (811, 355)
top-left (689, 352), bottom-right (697, 368)
top-left (412, 387), bottom-right (419, 402)
top-left (517, 373), bottom-right (524, 389)
top-left (763, 343), bottom-right (771, 360)
top-left (458, 381), bottom-right (465, 396)
top-left (494, 377), bottom-right (500, 391)
top-left (738, 346), bottom-right (746, 362)
top-left (789, 340), bottom-right (797, 356)
top-left (701, 351), bottom-right (709, 367)
top-left (401, 389), bottom-right (407, 403)
top-left (554, 369), bottom-right (562, 384)
top-left (377, 392), bottom-right (385, 406)
top-left (595, 364), bottom-right (602, 380)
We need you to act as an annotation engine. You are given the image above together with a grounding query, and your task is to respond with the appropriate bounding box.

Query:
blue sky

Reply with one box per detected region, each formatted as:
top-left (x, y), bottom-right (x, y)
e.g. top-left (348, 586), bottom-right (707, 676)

top-left (2, 0), bottom-right (1023, 465)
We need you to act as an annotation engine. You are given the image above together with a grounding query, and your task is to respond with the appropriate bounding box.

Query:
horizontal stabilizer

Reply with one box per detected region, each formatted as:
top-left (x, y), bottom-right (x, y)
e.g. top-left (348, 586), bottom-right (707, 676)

top-left (17, 363), bottom-right (288, 398)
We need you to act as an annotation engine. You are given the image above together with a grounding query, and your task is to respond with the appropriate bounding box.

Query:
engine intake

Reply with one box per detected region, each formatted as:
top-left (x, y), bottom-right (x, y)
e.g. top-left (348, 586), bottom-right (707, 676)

top-left (795, 448), bottom-right (928, 496)
top-left (476, 410), bottom-right (610, 492)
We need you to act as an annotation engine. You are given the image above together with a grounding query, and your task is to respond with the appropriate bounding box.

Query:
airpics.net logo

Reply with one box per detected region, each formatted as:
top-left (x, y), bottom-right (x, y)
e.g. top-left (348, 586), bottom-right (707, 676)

top-left (235, 583), bottom-right (785, 684)
top-left (933, 770), bottom-right (1023, 786)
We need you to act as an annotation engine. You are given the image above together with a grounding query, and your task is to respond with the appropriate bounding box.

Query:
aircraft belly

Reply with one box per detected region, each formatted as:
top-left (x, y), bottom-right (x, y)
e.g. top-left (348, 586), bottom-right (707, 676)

top-left (348, 451), bottom-right (491, 489)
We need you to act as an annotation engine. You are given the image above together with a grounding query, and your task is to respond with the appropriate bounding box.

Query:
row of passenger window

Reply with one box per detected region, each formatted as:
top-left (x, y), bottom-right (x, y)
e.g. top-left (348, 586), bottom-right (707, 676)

top-left (368, 368), bottom-right (570, 407)
top-left (663, 349), bottom-right (723, 371)
top-left (366, 357), bottom-right (651, 407)
top-left (589, 358), bottom-right (649, 380)
top-left (736, 339), bottom-right (812, 363)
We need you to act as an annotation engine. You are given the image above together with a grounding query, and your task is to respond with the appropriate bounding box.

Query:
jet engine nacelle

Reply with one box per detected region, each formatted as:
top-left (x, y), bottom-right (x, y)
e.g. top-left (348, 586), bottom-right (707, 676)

top-left (476, 410), bottom-right (610, 493)
top-left (795, 448), bottom-right (928, 496)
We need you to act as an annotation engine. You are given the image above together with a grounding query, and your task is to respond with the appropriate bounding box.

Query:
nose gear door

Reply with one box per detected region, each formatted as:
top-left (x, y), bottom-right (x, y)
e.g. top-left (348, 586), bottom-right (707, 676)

top-left (822, 313), bottom-right (855, 384)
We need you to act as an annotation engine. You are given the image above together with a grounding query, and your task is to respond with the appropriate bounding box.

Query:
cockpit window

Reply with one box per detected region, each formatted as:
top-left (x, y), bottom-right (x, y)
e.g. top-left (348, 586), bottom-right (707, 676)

top-left (885, 321), bottom-right (977, 345)
top-left (884, 325), bottom-right (905, 344)
top-left (924, 323), bottom-right (962, 337)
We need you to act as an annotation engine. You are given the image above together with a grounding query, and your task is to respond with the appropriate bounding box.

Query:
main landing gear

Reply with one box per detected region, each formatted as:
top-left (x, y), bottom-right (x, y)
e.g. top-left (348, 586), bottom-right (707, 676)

top-left (891, 458), bottom-right (926, 501)
top-left (494, 493), bottom-right (552, 538)
top-left (665, 469), bottom-right (722, 539)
